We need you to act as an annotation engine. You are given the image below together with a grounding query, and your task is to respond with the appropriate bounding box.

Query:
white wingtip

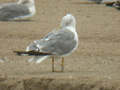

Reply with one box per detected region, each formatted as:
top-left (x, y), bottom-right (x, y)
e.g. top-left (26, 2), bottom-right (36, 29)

top-left (27, 56), bottom-right (49, 63)
top-left (36, 56), bottom-right (48, 64)
top-left (28, 57), bottom-right (34, 62)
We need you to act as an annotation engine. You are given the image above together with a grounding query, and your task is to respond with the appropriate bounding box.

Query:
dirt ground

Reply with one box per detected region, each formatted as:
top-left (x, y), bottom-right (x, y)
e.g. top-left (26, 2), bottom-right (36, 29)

top-left (0, 0), bottom-right (120, 90)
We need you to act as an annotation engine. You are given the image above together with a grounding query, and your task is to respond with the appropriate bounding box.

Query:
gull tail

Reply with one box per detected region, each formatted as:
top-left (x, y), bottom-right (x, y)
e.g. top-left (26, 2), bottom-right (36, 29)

top-left (28, 56), bottom-right (49, 63)
top-left (14, 50), bottom-right (51, 63)
top-left (13, 51), bottom-right (52, 56)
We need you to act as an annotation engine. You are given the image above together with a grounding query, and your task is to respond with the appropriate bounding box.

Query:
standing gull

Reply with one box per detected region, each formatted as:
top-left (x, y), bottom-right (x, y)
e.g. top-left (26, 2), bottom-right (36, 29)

top-left (0, 0), bottom-right (36, 21)
top-left (15, 14), bottom-right (78, 72)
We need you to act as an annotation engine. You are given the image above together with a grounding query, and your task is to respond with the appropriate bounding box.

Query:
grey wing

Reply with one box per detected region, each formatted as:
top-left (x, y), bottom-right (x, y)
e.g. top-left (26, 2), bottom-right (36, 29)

top-left (0, 4), bottom-right (29, 20)
top-left (39, 30), bottom-right (77, 55)
top-left (27, 29), bottom-right (77, 56)
top-left (26, 31), bottom-right (57, 51)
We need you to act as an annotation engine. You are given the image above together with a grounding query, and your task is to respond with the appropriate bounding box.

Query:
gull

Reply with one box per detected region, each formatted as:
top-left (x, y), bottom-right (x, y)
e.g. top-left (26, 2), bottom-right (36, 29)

top-left (0, 0), bottom-right (36, 21)
top-left (88, 0), bottom-right (103, 4)
top-left (88, 0), bottom-right (117, 4)
top-left (112, 0), bottom-right (120, 9)
top-left (15, 14), bottom-right (78, 72)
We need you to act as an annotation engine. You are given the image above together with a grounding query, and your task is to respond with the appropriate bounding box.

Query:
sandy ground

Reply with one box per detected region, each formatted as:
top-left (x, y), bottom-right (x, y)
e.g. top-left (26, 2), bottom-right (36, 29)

top-left (0, 0), bottom-right (120, 90)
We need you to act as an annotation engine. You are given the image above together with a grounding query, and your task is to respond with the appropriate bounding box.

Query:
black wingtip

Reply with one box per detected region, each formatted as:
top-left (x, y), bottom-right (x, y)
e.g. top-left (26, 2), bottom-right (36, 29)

top-left (13, 51), bottom-right (26, 56)
top-left (13, 50), bottom-right (53, 56)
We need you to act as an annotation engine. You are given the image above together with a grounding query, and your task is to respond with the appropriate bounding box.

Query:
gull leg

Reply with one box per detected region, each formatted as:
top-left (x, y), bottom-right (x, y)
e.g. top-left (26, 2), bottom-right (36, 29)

top-left (61, 57), bottom-right (64, 72)
top-left (52, 57), bottom-right (54, 72)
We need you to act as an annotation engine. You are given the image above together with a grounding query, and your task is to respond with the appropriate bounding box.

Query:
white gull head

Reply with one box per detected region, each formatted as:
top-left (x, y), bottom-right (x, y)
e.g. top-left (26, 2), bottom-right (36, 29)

top-left (17, 0), bottom-right (36, 16)
top-left (18, 0), bottom-right (35, 5)
top-left (17, 0), bottom-right (35, 6)
top-left (61, 14), bottom-right (76, 29)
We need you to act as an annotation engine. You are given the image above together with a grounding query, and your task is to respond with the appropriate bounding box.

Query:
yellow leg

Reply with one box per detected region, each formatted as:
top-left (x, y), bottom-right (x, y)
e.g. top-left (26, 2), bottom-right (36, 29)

top-left (52, 57), bottom-right (54, 72)
top-left (61, 57), bottom-right (64, 72)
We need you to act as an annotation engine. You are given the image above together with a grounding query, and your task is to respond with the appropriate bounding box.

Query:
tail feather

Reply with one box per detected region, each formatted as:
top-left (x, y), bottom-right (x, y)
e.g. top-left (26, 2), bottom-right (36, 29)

top-left (14, 51), bottom-right (52, 56)
top-left (28, 56), bottom-right (49, 63)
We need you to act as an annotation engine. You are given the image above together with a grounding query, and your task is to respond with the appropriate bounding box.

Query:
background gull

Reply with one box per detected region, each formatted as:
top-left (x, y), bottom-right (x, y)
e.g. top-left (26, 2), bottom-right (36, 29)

top-left (0, 0), bottom-right (36, 21)
top-left (88, 0), bottom-right (103, 4)
top-left (88, 0), bottom-right (117, 4)
top-left (15, 14), bottom-right (78, 72)
top-left (88, 0), bottom-right (120, 9)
